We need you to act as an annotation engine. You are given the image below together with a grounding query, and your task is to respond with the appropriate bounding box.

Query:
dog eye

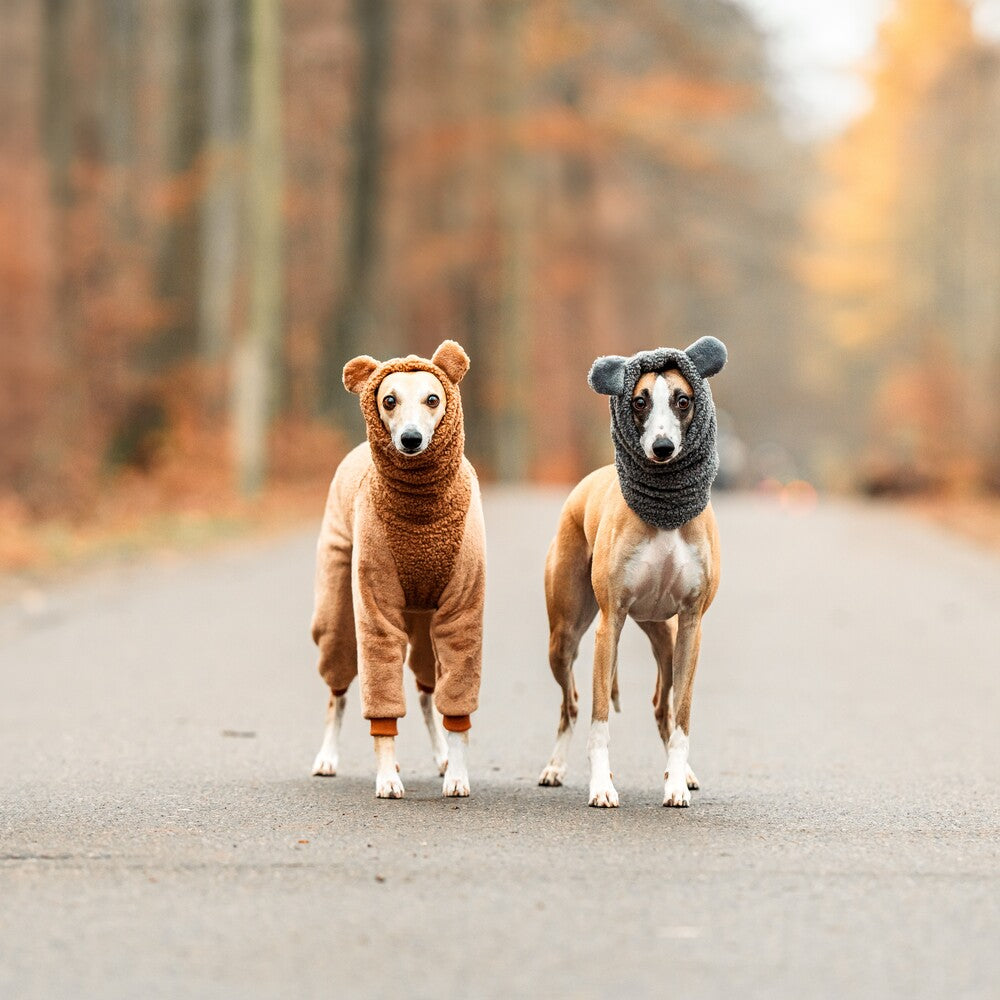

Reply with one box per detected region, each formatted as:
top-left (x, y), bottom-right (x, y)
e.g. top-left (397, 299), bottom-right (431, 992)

top-left (382, 395), bottom-right (396, 411)
top-left (676, 395), bottom-right (691, 410)
top-left (426, 394), bottom-right (439, 408)
top-left (632, 396), bottom-right (647, 411)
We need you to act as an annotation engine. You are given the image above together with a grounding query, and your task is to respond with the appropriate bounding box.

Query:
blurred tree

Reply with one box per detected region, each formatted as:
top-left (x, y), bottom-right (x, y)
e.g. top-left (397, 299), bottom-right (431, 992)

top-left (1, 0), bottom-right (813, 526)
top-left (149, 0), bottom-right (205, 369)
top-left (235, 0), bottom-right (283, 496)
top-left (319, 0), bottom-right (391, 426)
top-left (808, 0), bottom-right (1000, 490)
top-left (198, 0), bottom-right (243, 368)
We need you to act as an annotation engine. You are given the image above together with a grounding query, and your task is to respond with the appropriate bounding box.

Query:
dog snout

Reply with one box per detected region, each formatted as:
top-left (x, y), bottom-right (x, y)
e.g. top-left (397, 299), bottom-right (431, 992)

top-left (399, 428), bottom-right (424, 453)
top-left (651, 437), bottom-right (675, 461)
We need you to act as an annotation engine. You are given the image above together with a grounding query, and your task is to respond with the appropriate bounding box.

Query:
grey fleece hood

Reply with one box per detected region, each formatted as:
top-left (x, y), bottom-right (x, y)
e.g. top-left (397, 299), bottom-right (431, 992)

top-left (588, 337), bottom-right (728, 531)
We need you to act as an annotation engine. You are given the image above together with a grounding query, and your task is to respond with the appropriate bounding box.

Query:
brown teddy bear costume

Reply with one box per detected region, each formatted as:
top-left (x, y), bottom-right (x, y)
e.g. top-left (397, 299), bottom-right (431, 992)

top-left (311, 341), bottom-right (485, 737)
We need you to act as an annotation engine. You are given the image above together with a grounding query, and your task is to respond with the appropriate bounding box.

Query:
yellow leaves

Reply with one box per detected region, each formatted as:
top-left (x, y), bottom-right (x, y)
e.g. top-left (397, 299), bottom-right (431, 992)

top-left (807, 0), bottom-right (976, 350)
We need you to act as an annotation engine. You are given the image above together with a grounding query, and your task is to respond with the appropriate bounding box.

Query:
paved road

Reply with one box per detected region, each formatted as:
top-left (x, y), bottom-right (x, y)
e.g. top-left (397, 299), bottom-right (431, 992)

top-left (1, 491), bottom-right (998, 999)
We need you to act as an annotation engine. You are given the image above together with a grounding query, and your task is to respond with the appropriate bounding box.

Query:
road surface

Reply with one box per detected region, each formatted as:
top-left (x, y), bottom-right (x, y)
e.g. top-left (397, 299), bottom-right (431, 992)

top-left (1, 491), bottom-right (998, 999)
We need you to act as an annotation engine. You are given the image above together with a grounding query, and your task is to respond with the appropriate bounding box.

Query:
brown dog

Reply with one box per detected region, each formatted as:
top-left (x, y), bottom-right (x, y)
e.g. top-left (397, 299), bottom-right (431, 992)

top-left (538, 340), bottom-right (726, 807)
top-left (310, 341), bottom-right (486, 799)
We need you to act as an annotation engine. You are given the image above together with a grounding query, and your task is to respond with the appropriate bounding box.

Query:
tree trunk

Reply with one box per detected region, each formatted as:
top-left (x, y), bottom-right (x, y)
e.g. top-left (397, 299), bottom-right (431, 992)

top-left (234, 0), bottom-right (282, 497)
top-left (199, 0), bottom-right (241, 367)
top-left (147, 0), bottom-right (204, 369)
top-left (38, 0), bottom-right (82, 509)
top-left (493, 0), bottom-right (530, 481)
top-left (319, 0), bottom-right (390, 423)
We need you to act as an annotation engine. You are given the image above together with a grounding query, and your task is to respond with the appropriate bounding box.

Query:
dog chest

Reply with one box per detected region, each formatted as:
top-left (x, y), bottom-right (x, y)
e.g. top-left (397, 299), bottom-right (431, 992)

top-left (623, 528), bottom-right (705, 621)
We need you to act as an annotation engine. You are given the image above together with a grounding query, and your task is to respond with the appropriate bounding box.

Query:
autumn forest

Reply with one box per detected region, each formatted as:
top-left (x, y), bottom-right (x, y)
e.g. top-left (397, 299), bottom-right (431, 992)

top-left (1, 0), bottom-right (999, 558)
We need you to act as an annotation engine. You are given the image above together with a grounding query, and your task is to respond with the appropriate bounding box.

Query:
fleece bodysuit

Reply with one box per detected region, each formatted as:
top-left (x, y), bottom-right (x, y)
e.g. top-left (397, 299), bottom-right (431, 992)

top-left (311, 342), bottom-right (486, 737)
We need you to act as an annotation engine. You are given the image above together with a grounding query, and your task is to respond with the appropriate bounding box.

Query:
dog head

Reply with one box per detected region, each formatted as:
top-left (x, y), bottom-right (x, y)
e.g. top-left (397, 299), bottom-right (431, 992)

top-left (342, 341), bottom-right (470, 460)
top-left (588, 336), bottom-right (727, 466)
top-left (373, 369), bottom-right (446, 455)
top-left (629, 369), bottom-right (695, 464)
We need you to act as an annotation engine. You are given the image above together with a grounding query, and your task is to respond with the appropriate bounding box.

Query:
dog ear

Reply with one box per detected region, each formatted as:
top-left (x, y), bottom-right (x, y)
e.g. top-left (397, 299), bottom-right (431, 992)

top-left (684, 337), bottom-right (727, 379)
top-left (588, 355), bottom-right (628, 396)
top-left (342, 355), bottom-right (379, 394)
top-left (431, 340), bottom-right (470, 384)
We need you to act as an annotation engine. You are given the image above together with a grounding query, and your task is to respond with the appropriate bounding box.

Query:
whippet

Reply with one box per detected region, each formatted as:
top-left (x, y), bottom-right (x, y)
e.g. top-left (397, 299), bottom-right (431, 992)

top-left (538, 338), bottom-right (727, 807)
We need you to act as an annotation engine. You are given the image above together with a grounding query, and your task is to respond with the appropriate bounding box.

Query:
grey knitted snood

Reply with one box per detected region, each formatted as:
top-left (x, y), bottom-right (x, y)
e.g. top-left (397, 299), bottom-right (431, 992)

top-left (588, 337), bottom-right (728, 531)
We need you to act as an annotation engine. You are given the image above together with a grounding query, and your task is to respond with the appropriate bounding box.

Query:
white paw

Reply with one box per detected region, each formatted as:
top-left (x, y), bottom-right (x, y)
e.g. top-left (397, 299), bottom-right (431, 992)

top-left (588, 779), bottom-right (619, 808)
top-left (442, 769), bottom-right (470, 797)
top-left (538, 762), bottom-right (567, 787)
top-left (311, 752), bottom-right (338, 776)
top-left (442, 730), bottom-right (470, 796)
top-left (686, 765), bottom-right (700, 790)
top-left (663, 774), bottom-right (691, 808)
top-left (375, 773), bottom-right (405, 799)
top-left (435, 752), bottom-right (449, 777)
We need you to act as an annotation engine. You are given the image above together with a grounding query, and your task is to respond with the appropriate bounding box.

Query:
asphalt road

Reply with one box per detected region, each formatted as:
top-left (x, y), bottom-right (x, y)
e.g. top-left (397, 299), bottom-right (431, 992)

top-left (1, 490), bottom-right (998, 1000)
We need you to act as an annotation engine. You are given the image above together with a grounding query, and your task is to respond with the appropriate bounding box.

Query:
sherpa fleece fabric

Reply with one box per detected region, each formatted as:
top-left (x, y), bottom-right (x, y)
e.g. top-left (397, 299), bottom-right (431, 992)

top-left (311, 341), bottom-right (486, 735)
top-left (588, 336), bottom-right (728, 530)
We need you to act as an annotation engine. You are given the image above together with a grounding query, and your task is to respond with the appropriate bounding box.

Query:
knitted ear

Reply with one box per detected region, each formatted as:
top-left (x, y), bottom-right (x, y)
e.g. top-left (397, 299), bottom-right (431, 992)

top-left (684, 337), bottom-right (727, 379)
top-left (342, 355), bottom-right (379, 394)
top-left (588, 355), bottom-right (628, 396)
top-left (431, 340), bottom-right (470, 384)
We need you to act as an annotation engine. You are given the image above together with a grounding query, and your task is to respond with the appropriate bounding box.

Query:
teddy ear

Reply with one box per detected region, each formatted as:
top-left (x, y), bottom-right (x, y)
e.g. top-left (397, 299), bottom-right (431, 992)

top-left (684, 337), bottom-right (727, 379)
top-left (342, 355), bottom-right (379, 394)
top-left (588, 355), bottom-right (628, 396)
top-left (431, 340), bottom-right (470, 384)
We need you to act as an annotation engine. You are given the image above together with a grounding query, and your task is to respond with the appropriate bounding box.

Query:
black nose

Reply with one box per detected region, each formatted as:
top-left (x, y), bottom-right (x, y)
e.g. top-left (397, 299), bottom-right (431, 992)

top-left (400, 430), bottom-right (423, 452)
top-left (652, 438), bottom-right (675, 460)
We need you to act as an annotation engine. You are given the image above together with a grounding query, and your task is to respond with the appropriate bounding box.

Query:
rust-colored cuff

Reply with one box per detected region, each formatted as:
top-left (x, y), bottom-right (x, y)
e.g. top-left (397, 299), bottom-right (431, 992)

top-left (331, 687), bottom-right (349, 698)
top-left (369, 718), bottom-right (399, 737)
top-left (442, 714), bottom-right (471, 733)
top-left (415, 681), bottom-right (435, 695)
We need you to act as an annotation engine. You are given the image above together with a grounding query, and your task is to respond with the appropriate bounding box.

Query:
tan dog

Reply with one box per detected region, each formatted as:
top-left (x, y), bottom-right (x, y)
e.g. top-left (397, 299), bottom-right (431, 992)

top-left (310, 341), bottom-right (486, 799)
top-left (538, 339), bottom-right (726, 807)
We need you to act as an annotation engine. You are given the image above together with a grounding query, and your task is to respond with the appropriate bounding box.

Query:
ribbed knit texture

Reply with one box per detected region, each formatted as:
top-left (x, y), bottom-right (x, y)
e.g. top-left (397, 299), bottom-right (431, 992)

top-left (358, 356), bottom-right (472, 610)
top-left (606, 348), bottom-right (719, 531)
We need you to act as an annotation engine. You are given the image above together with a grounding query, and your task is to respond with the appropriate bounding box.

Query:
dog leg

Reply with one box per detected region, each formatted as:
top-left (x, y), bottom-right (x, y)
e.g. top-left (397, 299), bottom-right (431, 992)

top-left (311, 691), bottom-right (347, 776)
top-left (674, 677), bottom-right (699, 790)
top-left (662, 610), bottom-right (702, 807)
top-left (539, 524), bottom-right (595, 787)
top-left (659, 680), bottom-right (699, 790)
top-left (641, 618), bottom-right (699, 793)
top-left (539, 626), bottom-right (584, 786)
top-left (374, 736), bottom-right (404, 799)
top-left (442, 730), bottom-right (470, 797)
top-left (539, 721), bottom-right (574, 787)
top-left (588, 610), bottom-right (624, 807)
top-left (419, 689), bottom-right (449, 776)
top-left (587, 720), bottom-right (617, 807)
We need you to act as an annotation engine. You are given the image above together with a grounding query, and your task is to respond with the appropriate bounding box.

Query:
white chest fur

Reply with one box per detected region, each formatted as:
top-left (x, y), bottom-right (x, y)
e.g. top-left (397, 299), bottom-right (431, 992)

top-left (623, 528), bottom-right (705, 621)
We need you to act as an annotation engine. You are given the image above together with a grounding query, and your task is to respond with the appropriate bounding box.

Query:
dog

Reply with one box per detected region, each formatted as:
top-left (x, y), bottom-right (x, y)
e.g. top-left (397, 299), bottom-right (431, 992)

top-left (538, 338), bottom-right (727, 807)
top-left (310, 341), bottom-right (486, 799)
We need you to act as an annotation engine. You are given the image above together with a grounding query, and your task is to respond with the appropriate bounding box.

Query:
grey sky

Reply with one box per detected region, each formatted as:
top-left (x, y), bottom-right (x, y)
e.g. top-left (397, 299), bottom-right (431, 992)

top-left (737, 0), bottom-right (1000, 138)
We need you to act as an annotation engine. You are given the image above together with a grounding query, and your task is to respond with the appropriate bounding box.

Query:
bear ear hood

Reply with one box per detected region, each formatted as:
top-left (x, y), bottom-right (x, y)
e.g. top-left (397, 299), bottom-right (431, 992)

top-left (348, 342), bottom-right (470, 493)
top-left (684, 336), bottom-right (727, 379)
top-left (342, 341), bottom-right (469, 397)
top-left (343, 355), bottom-right (379, 394)
top-left (431, 340), bottom-right (470, 385)
top-left (589, 337), bottom-right (726, 399)
top-left (349, 342), bottom-right (475, 613)
top-left (588, 355), bottom-right (629, 396)
top-left (591, 338), bottom-right (727, 530)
